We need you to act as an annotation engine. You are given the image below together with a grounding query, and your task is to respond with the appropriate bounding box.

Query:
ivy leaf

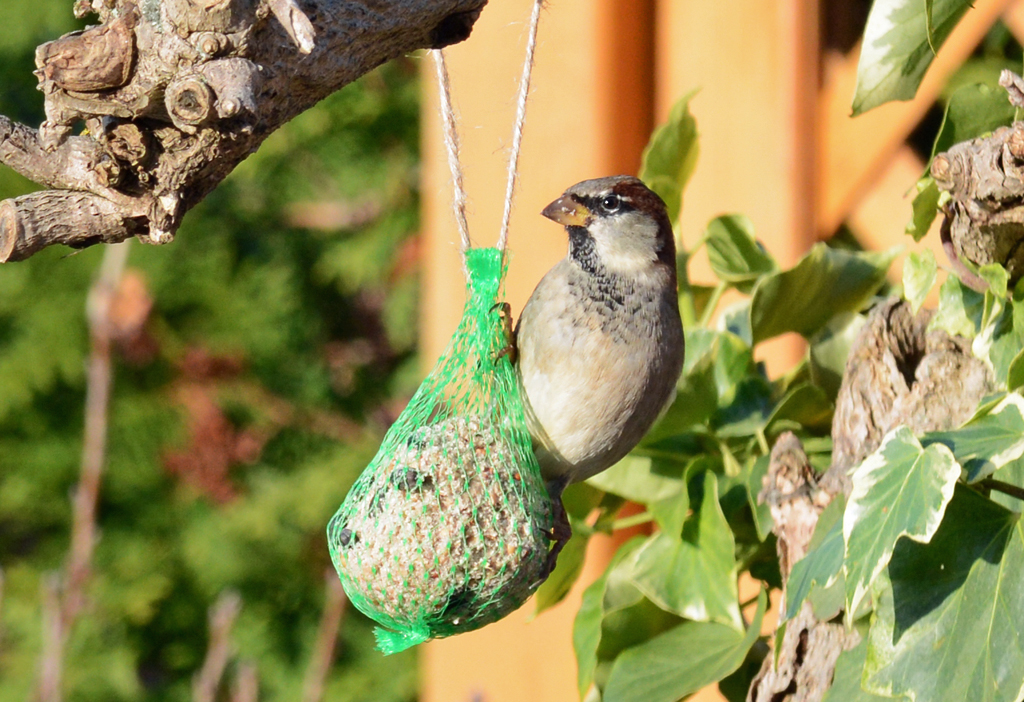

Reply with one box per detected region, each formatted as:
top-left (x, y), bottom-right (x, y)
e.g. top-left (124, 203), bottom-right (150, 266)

top-left (903, 249), bottom-right (937, 314)
top-left (630, 472), bottom-right (741, 627)
top-left (644, 351), bottom-right (718, 442)
top-left (853, 0), bottom-right (973, 115)
top-left (685, 328), bottom-right (755, 403)
top-left (864, 486), bottom-right (1024, 702)
top-left (586, 456), bottom-right (685, 507)
top-left (640, 90), bottom-right (699, 225)
top-left (924, 393), bottom-right (1024, 482)
top-left (983, 280), bottom-right (1024, 384)
top-left (766, 383), bottom-right (834, 435)
top-left (843, 426), bottom-right (960, 619)
top-left (931, 82), bottom-right (1018, 159)
top-left (644, 330), bottom-right (753, 444)
top-left (821, 636), bottom-right (890, 702)
top-left (719, 298), bottom-right (753, 346)
top-left (573, 537), bottom-right (646, 699)
top-left (704, 214), bottom-right (777, 293)
top-left (784, 495), bottom-right (846, 622)
top-left (929, 273), bottom-right (984, 338)
top-left (745, 454), bottom-right (773, 542)
top-left (906, 175), bottom-right (940, 242)
top-left (601, 589), bottom-right (766, 702)
top-left (1008, 348), bottom-right (1024, 392)
top-left (990, 457), bottom-right (1024, 512)
top-left (809, 312), bottom-right (867, 400)
top-left (750, 244), bottom-right (895, 344)
top-left (979, 264), bottom-right (1009, 326)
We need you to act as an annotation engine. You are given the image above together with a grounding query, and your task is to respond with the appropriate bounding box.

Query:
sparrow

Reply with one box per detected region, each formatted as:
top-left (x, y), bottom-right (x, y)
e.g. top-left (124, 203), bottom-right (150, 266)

top-left (514, 175), bottom-right (685, 569)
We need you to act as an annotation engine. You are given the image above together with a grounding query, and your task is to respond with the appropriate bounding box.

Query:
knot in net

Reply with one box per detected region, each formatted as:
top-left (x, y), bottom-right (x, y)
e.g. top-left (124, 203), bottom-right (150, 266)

top-left (328, 247), bottom-right (553, 654)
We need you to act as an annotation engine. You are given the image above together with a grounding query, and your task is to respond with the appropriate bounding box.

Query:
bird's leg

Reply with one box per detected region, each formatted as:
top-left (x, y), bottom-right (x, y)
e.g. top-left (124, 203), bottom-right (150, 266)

top-left (543, 478), bottom-right (572, 578)
top-left (491, 302), bottom-right (518, 365)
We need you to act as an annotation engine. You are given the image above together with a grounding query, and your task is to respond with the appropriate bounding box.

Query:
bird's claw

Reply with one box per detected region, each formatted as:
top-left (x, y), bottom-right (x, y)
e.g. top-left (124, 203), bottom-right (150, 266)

top-left (542, 495), bottom-right (572, 579)
top-left (491, 302), bottom-right (517, 365)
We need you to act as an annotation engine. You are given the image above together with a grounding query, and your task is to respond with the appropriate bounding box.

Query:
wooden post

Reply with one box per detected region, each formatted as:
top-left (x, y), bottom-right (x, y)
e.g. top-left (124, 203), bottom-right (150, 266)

top-left (654, 0), bottom-right (819, 375)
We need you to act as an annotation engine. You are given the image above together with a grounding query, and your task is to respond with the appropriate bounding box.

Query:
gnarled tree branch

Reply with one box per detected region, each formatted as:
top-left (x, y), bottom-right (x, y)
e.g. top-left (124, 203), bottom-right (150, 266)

top-left (0, 0), bottom-right (487, 262)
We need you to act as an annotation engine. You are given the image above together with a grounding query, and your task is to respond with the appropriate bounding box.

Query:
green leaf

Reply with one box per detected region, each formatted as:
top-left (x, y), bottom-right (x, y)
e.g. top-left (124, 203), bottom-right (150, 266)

top-left (640, 90), bottom-right (699, 225)
top-left (1008, 348), bottom-right (1024, 391)
top-left (644, 352), bottom-right (718, 442)
top-left (990, 457), bottom-right (1024, 511)
top-left (719, 299), bottom-right (753, 346)
top-left (924, 393), bottom-right (1024, 482)
top-left (562, 481), bottom-right (607, 520)
top-left (932, 82), bottom-right (1018, 159)
top-left (601, 589), bottom-right (766, 702)
top-left (586, 456), bottom-right (685, 506)
top-left (745, 454), bottom-right (773, 542)
top-left (903, 249), bottom-right (937, 314)
top-left (573, 538), bottom-right (646, 699)
top-left (821, 635), bottom-right (890, 702)
top-left (982, 279), bottom-right (1024, 383)
top-left (649, 478), bottom-right (692, 538)
top-left (852, 0), bottom-right (974, 114)
top-left (712, 375), bottom-right (773, 439)
top-left (750, 244), bottom-right (896, 344)
top-left (766, 383), bottom-right (834, 435)
top-left (704, 215), bottom-right (777, 293)
top-left (533, 526), bottom-right (590, 617)
top-left (809, 312), bottom-right (867, 401)
top-left (784, 495), bottom-right (846, 622)
top-left (979, 264), bottom-right (1010, 326)
top-left (906, 175), bottom-right (940, 242)
top-left (864, 486), bottom-right (1024, 702)
top-left (843, 425), bottom-right (960, 619)
top-left (929, 273), bottom-right (984, 338)
top-left (630, 472), bottom-right (741, 627)
top-left (808, 573), bottom-right (847, 622)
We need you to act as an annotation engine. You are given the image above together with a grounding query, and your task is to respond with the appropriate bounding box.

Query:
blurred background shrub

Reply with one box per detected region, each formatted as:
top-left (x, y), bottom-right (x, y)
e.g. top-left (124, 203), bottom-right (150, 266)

top-left (0, 0), bottom-right (421, 698)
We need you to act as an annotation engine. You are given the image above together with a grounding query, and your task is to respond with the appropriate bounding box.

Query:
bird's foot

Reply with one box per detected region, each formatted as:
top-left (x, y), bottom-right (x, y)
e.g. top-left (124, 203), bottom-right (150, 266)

top-left (542, 494), bottom-right (572, 579)
top-left (491, 302), bottom-right (517, 365)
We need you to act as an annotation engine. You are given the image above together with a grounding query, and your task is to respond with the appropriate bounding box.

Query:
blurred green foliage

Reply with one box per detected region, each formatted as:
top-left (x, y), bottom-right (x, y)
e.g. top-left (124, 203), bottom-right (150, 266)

top-left (0, 1), bottom-right (421, 699)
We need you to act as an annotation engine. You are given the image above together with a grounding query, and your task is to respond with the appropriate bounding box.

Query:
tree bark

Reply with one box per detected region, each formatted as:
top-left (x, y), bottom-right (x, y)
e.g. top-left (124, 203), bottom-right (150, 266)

top-left (748, 299), bottom-right (994, 702)
top-left (0, 0), bottom-right (487, 262)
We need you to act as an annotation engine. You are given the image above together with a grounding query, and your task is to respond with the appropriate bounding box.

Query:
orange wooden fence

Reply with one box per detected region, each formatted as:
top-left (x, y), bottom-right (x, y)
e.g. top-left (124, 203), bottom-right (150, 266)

top-left (419, 1), bottom-right (1024, 699)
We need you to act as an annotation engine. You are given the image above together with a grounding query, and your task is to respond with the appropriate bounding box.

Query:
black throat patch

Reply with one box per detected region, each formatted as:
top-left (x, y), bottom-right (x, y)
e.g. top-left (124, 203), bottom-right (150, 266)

top-left (568, 225), bottom-right (603, 277)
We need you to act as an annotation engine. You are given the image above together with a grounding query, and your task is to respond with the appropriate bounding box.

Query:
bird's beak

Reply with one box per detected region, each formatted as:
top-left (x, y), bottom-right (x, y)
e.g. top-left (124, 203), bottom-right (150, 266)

top-left (542, 195), bottom-right (591, 227)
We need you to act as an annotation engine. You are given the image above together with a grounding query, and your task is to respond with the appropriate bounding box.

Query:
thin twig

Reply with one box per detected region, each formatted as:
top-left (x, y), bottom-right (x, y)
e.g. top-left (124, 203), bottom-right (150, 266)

top-left (193, 591), bottom-right (242, 702)
top-left (231, 661), bottom-right (259, 702)
top-left (302, 571), bottom-right (348, 702)
top-left (62, 241), bottom-right (130, 629)
top-left (496, 0), bottom-right (544, 254)
top-left (979, 477), bottom-right (1024, 503)
top-left (37, 574), bottom-right (63, 702)
top-left (32, 241), bottom-right (130, 702)
top-left (939, 212), bottom-right (988, 293)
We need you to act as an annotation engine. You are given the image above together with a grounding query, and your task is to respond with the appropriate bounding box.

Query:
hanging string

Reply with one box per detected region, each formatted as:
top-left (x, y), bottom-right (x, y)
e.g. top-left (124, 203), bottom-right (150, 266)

top-left (431, 50), bottom-right (472, 255)
top-left (497, 0), bottom-right (544, 254)
top-left (431, 0), bottom-right (545, 265)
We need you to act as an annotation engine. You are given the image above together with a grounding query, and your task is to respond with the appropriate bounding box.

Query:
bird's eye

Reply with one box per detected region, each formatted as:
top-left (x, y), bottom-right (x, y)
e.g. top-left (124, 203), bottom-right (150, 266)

top-left (600, 194), bottom-right (621, 213)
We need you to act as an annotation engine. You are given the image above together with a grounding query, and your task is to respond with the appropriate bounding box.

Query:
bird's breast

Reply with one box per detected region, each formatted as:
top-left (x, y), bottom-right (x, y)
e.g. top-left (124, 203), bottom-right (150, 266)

top-left (516, 264), bottom-right (684, 484)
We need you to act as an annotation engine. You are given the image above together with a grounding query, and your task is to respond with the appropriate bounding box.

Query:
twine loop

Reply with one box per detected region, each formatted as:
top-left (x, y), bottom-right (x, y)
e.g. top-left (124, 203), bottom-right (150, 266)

top-left (431, 0), bottom-right (545, 275)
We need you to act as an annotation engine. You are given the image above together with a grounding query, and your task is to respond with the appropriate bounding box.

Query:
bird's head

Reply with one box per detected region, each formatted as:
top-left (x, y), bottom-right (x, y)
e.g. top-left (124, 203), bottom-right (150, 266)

top-left (541, 175), bottom-right (675, 277)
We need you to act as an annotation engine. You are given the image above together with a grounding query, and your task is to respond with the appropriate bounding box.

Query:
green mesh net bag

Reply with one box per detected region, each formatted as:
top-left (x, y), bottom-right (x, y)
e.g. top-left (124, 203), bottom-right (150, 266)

top-left (327, 247), bottom-right (553, 655)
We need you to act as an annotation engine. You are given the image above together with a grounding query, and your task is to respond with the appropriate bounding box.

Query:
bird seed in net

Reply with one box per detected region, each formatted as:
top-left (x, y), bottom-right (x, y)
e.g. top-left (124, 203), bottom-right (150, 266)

top-left (327, 247), bottom-right (553, 655)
